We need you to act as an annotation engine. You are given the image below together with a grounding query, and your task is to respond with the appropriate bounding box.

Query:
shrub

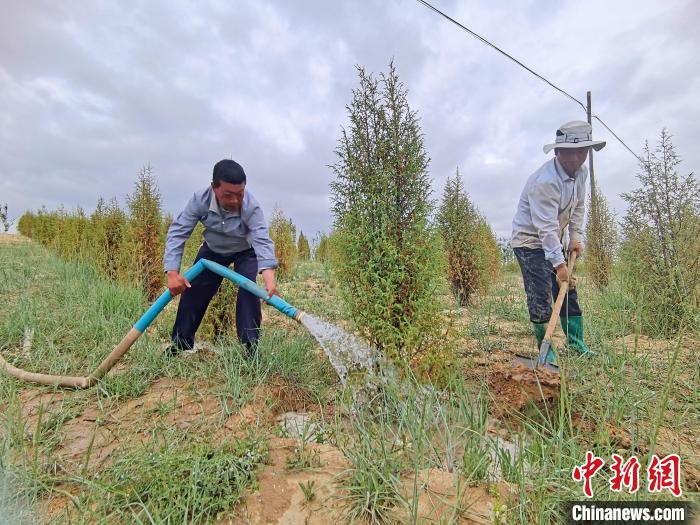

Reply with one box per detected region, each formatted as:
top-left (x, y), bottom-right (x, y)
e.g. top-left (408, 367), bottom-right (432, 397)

top-left (436, 169), bottom-right (500, 305)
top-left (297, 231), bottom-right (311, 261)
top-left (585, 185), bottom-right (618, 288)
top-left (620, 129), bottom-right (700, 336)
top-left (314, 232), bottom-right (330, 263)
top-left (268, 206), bottom-right (297, 278)
top-left (124, 165), bottom-right (165, 301)
top-left (91, 197), bottom-right (127, 280)
top-left (16, 211), bottom-right (33, 237)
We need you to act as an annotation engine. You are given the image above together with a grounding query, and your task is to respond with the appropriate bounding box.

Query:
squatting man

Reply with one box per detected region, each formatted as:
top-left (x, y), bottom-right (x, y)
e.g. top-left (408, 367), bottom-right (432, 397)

top-left (162, 159), bottom-right (279, 359)
top-left (511, 120), bottom-right (606, 363)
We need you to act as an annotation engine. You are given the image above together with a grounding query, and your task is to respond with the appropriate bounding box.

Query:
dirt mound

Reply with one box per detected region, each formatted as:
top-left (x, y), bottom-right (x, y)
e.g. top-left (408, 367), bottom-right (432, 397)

top-left (216, 375), bottom-right (329, 441)
top-left (267, 375), bottom-right (324, 414)
top-left (487, 363), bottom-right (560, 414)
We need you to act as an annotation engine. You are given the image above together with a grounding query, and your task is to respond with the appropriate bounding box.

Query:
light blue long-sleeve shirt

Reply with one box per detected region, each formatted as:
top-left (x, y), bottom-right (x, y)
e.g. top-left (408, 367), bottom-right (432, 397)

top-left (511, 158), bottom-right (587, 267)
top-left (163, 186), bottom-right (278, 273)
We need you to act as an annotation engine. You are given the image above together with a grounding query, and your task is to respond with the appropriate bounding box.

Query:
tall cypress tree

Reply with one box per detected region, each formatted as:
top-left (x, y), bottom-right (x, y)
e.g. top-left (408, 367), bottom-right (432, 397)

top-left (621, 129), bottom-right (700, 335)
top-left (330, 62), bottom-right (445, 367)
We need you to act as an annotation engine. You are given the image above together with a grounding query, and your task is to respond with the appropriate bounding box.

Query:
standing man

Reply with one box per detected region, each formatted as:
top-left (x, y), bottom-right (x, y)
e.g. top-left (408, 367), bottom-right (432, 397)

top-left (163, 159), bottom-right (278, 358)
top-left (511, 121), bottom-right (605, 362)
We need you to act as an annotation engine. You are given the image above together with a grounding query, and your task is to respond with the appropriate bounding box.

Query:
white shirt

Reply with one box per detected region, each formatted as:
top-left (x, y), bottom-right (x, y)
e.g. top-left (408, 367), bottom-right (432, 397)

top-left (511, 158), bottom-right (586, 267)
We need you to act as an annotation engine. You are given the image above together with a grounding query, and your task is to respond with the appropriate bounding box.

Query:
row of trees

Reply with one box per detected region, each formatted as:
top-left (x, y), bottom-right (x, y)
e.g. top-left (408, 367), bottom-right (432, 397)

top-left (14, 63), bottom-right (506, 377)
top-left (18, 166), bottom-right (167, 301)
top-left (17, 61), bottom-right (694, 374)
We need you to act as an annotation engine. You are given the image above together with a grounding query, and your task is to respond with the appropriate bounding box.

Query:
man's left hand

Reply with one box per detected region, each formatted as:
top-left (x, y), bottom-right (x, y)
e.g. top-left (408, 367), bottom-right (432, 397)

top-left (570, 240), bottom-right (583, 256)
top-left (261, 269), bottom-right (279, 299)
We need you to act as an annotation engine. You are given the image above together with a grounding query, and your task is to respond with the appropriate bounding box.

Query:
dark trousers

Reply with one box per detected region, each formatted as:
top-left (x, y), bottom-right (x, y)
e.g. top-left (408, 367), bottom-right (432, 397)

top-left (513, 247), bottom-right (582, 324)
top-left (171, 244), bottom-right (261, 349)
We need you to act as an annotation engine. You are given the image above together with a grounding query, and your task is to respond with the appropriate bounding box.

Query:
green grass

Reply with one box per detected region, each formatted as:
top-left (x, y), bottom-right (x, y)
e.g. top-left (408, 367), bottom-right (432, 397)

top-left (278, 260), bottom-right (345, 322)
top-left (75, 432), bottom-right (268, 524)
top-left (0, 245), bottom-right (147, 379)
top-left (298, 479), bottom-right (317, 504)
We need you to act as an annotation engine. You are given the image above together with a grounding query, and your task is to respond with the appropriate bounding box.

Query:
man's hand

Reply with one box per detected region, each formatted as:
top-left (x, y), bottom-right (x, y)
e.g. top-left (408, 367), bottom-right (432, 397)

top-left (261, 269), bottom-right (279, 299)
top-left (555, 263), bottom-right (569, 284)
top-left (570, 239), bottom-right (583, 257)
top-left (167, 271), bottom-right (191, 296)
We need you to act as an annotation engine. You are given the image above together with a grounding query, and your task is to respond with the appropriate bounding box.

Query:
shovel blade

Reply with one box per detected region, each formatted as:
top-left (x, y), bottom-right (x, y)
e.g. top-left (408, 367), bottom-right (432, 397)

top-left (537, 340), bottom-right (559, 373)
top-left (514, 339), bottom-right (560, 373)
top-left (514, 354), bottom-right (538, 369)
top-left (513, 355), bottom-right (559, 372)
top-left (539, 361), bottom-right (559, 373)
top-left (537, 340), bottom-right (552, 366)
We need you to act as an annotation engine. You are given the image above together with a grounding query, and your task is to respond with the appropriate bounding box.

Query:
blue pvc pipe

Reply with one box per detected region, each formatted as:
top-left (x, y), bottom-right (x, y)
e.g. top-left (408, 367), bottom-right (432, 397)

top-left (134, 260), bottom-right (207, 332)
top-left (200, 259), bottom-right (299, 320)
top-left (133, 258), bottom-right (299, 333)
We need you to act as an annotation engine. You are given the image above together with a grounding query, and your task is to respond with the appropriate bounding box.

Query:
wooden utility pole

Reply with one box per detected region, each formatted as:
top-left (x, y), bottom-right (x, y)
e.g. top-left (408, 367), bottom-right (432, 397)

top-left (586, 90), bottom-right (596, 196)
top-left (585, 90), bottom-right (613, 287)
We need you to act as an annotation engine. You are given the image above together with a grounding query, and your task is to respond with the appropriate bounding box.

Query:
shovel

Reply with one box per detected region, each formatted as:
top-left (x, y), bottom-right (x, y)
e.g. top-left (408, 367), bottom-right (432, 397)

top-left (515, 251), bottom-right (578, 373)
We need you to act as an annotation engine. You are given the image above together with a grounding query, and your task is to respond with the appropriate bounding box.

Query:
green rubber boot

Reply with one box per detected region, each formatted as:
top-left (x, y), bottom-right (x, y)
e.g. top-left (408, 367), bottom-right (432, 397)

top-left (560, 316), bottom-right (596, 356)
top-left (533, 323), bottom-right (556, 365)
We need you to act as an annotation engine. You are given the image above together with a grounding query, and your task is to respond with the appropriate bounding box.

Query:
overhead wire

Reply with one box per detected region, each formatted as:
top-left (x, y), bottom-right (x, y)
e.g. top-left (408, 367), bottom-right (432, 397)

top-left (592, 116), bottom-right (642, 161)
top-left (415, 0), bottom-right (641, 161)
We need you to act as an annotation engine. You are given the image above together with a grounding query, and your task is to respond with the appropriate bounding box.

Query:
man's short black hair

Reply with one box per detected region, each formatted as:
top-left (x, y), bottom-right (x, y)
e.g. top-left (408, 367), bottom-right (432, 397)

top-left (212, 159), bottom-right (246, 186)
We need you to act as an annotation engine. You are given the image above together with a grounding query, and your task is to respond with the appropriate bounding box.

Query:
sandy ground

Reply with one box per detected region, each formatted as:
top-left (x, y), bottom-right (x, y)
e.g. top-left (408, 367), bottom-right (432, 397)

top-left (26, 374), bottom-right (507, 524)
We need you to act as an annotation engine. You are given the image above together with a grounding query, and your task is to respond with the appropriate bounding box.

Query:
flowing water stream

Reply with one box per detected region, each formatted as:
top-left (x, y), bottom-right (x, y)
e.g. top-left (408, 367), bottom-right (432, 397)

top-left (298, 312), bottom-right (404, 410)
top-left (299, 313), bottom-right (377, 384)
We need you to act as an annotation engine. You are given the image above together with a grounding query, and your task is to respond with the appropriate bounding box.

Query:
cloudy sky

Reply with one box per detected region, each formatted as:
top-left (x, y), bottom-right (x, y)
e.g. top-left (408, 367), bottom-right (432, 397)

top-left (2, 0), bottom-right (698, 239)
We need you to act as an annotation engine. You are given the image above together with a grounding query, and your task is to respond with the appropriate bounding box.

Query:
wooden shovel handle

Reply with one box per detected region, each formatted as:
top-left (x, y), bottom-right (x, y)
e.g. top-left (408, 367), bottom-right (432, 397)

top-left (543, 251), bottom-right (578, 341)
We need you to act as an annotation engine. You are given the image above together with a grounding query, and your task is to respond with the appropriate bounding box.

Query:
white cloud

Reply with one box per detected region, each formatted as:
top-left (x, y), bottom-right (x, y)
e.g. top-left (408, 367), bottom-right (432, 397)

top-left (0, 0), bottom-right (697, 240)
top-left (220, 98), bottom-right (307, 155)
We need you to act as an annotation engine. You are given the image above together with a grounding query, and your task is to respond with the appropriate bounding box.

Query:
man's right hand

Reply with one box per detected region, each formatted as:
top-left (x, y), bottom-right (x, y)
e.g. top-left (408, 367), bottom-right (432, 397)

top-left (167, 271), bottom-right (191, 296)
top-left (555, 263), bottom-right (569, 284)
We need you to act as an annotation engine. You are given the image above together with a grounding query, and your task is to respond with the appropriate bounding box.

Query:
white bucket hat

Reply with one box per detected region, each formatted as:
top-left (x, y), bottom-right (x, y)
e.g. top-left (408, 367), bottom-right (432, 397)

top-left (543, 120), bottom-right (606, 154)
